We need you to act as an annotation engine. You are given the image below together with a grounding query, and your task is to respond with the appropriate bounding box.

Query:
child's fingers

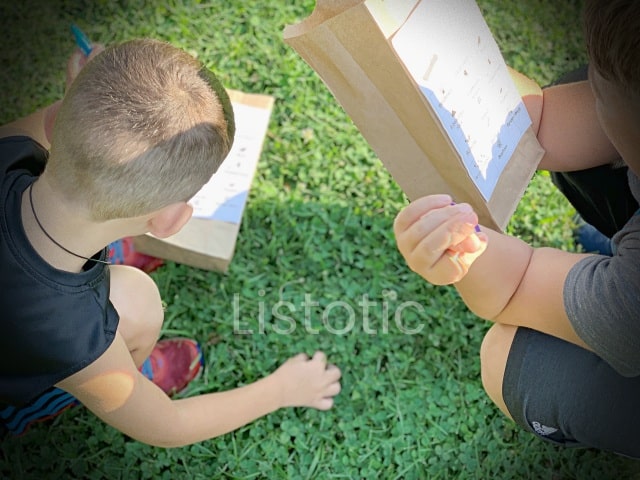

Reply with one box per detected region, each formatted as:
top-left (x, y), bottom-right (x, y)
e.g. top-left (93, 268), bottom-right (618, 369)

top-left (325, 364), bottom-right (341, 382)
top-left (448, 230), bottom-right (485, 255)
top-left (408, 222), bottom-right (487, 284)
top-left (438, 232), bottom-right (489, 280)
top-left (408, 209), bottom-right (478, 269)
top-left (66, 43), bottom-right (106, 89)
top-left (314, 397), bottom-right (334, 411)
top-left (397, 202), bottom-right (474, 256)
top-left (312, 351), bottom-right (327, 365)
top-left (417, 207), bottom-right (477, 252)
top-left (393, 194), bottom-right (452, 236)
top-left (290, 353), bottom-right (308, 363)
top-left (423, 249), bottom-right (470, 282)
top-left (324, 381), bottom-right (341, 397)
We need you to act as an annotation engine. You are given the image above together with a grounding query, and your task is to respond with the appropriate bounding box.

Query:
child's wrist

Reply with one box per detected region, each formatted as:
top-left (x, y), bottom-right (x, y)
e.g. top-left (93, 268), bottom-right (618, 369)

top-left (263, 371), bottom-right (287, 410)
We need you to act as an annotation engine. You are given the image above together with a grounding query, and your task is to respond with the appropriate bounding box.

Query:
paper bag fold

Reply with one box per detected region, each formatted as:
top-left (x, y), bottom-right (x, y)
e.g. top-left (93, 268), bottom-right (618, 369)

top-left (284, 0), bottom-right (544, 230)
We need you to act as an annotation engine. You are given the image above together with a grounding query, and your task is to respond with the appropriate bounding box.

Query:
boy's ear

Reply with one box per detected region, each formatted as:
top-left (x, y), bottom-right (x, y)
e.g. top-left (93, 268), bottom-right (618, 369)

top-left (147, 202), bottom-right (193, 238)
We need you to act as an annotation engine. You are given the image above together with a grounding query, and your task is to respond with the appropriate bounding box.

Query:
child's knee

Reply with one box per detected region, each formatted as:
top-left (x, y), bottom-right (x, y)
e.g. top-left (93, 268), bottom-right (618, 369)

top-left (480, 324), bottom-right (518, 418)
top-left (110, 265), bottom-right (164, 343)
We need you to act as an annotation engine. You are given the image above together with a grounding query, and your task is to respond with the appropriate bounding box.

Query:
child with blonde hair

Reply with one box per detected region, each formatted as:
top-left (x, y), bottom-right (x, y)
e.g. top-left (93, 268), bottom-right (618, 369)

top-left (0, 39), bottom-right (341, 445)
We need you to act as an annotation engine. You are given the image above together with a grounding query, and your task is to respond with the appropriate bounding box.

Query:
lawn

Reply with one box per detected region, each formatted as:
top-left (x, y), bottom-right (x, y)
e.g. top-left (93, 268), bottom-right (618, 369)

top-left (1, 0), bottom-right (639, 478)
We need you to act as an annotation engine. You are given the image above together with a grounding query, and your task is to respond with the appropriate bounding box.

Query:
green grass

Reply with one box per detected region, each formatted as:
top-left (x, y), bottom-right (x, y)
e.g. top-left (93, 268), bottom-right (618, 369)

top-left (1, 0), bottom-right (639, 478)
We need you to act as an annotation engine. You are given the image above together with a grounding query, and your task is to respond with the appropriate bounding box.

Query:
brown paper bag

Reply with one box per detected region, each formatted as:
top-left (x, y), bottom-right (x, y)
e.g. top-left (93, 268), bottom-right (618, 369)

top-left (133, 90), bottom-right (274, 272)
top-left (284, 0), bottom-right (544, 231)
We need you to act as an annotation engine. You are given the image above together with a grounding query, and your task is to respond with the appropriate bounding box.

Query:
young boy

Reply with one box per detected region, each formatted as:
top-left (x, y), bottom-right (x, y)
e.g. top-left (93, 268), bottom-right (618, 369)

top-left (394, 0), bottom-right (639, 458)
top-left (0, 38), bottom-right (341, 446)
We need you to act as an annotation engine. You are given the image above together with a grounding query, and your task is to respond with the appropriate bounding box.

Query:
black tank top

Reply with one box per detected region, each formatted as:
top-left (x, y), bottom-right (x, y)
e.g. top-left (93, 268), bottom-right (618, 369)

top-left (0, 136), bottom-right (119, 406)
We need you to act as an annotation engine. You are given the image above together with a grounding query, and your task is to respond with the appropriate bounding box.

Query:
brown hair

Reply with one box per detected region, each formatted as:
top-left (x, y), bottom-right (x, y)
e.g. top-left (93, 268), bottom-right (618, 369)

top-left (48, 39), bottom-right (234, 221)
top-left (584, 0), bottom-right (640, 96)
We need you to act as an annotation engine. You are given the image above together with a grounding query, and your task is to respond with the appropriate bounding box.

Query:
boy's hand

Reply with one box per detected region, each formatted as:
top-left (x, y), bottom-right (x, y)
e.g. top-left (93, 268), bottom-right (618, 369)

top-left (394, 194), bottom-right (488, 285)
top-left (66, 43), bottom-right (105, 90)
top-left (272, 351), bottom-right (341, 410)
top-left (43, 44), bottom-right (107, 143)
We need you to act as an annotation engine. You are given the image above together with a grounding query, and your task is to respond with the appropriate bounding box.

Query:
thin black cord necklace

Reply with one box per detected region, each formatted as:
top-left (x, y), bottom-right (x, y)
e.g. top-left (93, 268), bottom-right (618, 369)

top-left (28, 183), bottom-right (110, 265)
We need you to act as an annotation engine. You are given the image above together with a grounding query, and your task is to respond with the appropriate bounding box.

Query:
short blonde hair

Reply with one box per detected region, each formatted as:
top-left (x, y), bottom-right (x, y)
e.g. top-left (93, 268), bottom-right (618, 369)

top-left (48, 39), bottom-right (235, 221)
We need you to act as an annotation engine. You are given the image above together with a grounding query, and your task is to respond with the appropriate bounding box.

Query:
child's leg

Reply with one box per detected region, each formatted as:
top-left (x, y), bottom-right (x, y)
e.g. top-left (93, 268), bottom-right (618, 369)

top-left (551, 166), bottom-right (637, 239)
top-left (108, 265), bottom-right (164, 367)
top-left (479, 323), bottom-right (517, 421)
top-left (480, 324), bottom-right (640, 459)
top-left (109, 265), bottom-right (204, 396)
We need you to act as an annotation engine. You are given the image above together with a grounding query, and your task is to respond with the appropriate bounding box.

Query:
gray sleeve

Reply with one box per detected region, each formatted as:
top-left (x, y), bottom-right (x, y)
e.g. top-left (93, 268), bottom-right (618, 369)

top-left (564, 215), bottom-right (640, 377)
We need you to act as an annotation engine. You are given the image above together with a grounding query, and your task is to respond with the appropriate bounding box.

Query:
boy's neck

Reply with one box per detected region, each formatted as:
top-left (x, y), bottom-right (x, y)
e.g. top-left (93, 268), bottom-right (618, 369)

top-left (20, 176), bottom-right (140, 273)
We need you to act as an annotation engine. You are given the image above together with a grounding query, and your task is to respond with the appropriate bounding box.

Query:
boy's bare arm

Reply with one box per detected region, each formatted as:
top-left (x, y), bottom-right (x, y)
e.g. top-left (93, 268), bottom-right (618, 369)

top-left (394, 196), bottom-right (592, 349)
top-left (57, 333), bottom-right (341, 447)
top-left (454, 228), bottom-right (592, 349)
top-left (510, 68), bottom-right (619, 171)
top-left (0, 103), bottom-right (60, 150)
top-left (537, 81), bottom-right (620, 171)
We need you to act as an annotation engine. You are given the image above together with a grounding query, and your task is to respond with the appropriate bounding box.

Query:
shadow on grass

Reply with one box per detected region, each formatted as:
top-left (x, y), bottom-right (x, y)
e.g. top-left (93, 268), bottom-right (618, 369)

top-left (1, 199), bottom-right (638, 480)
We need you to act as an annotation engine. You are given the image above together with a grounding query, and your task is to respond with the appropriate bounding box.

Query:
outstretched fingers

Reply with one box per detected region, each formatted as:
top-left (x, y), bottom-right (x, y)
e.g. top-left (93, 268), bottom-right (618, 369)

top-left (312, 350), bottom-right (327, 365)
top-left (315, 364), bottom-right (342, 410)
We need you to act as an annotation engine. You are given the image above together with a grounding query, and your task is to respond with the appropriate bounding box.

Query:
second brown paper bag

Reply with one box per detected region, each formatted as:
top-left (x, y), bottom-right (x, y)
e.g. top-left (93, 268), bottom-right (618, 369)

top-left (284, 0), bottom-right (544, 231)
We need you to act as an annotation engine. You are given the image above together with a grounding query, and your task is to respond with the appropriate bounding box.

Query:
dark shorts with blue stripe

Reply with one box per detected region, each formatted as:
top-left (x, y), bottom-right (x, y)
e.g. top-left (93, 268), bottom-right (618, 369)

top-left (0, 388), bottom-right (78, 436)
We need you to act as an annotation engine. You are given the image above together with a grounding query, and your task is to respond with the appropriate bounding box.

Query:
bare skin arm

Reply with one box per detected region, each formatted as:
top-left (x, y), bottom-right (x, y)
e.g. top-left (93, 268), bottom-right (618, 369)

top-left (537, 81), bottom-right (620, 170)
top-left (394, 195), bottom-right (592, 349)
top-left (0, 104), bottom-right (60, 148)
top-left (57, 334), bottom-right (341, 448)
top-left (509, 68), bottom-right (619, 171)
top-left (56, 265), bottom-right (341, 447)
top-left (455, 229), bottom-right (591, 349)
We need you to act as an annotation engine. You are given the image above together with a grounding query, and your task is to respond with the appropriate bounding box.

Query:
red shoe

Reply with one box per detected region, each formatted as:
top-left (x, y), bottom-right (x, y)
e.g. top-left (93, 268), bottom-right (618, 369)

top-left (108, 237), bottom-right (164, 273)
top-left (140, 338), bottom-right (204, 396)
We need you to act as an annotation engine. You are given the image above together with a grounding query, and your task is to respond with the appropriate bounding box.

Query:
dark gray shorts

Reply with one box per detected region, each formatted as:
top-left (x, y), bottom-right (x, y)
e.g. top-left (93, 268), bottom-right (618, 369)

top-left (503, 327), bottom-right (640, 459)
